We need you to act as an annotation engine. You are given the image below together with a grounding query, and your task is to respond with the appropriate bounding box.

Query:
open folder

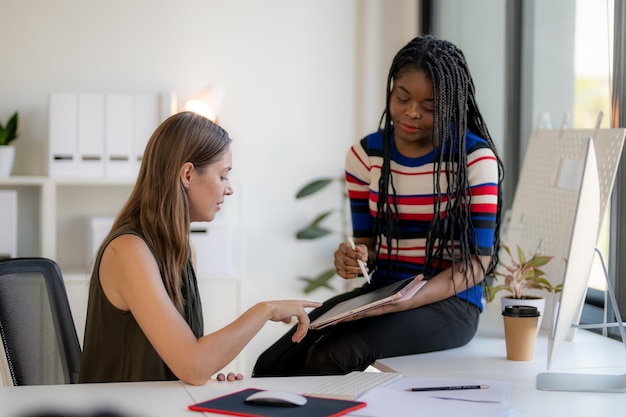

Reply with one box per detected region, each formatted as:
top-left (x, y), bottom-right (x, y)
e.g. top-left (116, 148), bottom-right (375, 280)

top-left (309, 277), bottom-right (426, 330)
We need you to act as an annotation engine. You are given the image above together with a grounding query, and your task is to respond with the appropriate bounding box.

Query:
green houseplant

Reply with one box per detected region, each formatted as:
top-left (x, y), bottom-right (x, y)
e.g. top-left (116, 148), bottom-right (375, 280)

top-left (486, 243), bottom-right (560, 302)
top-left (295, 176), bottom-right (349, 294)
top-left (487, 243), bottom-right (561, 331)
top-left (0, 111), bottom-right (19, 177)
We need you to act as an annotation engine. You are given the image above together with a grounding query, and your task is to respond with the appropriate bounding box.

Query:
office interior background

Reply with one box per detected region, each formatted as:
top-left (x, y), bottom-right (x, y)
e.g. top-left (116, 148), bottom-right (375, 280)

top-left (1, 0), bottom-right (624, 375)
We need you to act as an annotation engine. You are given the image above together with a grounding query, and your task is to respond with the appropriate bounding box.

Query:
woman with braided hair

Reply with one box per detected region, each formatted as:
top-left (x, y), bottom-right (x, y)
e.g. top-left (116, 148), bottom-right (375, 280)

top-left (253, 35), bottom-right (503, 376)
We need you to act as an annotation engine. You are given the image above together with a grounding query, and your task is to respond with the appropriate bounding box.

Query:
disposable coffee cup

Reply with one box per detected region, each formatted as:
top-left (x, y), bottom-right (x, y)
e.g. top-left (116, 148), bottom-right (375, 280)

top-left (502, 305), bottom-right (540, 361)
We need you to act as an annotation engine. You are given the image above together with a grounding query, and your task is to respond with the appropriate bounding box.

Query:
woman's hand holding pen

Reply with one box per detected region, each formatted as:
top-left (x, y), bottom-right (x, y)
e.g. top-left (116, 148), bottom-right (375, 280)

top-left (334, 239), bottom-right (370, 280)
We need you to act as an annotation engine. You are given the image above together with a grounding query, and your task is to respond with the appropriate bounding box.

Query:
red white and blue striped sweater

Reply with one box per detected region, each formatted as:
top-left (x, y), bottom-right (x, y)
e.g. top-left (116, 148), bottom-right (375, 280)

top-left (345, 129), bottom-right (500, 310)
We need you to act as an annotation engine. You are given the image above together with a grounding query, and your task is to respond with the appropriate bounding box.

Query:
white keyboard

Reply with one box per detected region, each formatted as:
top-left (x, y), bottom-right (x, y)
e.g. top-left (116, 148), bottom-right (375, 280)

top-left (304, 371), bottom-right (403, 400)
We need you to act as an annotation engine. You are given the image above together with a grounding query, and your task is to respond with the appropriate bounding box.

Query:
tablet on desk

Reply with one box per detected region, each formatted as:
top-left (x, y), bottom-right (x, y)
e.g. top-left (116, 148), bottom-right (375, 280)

top-left (309, 277), bottom-right (426, 330)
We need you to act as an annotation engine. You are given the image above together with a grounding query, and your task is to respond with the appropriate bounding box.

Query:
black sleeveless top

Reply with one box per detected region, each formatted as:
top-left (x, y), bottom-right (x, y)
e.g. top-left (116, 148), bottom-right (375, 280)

top-left (79, 229), bottom-right (204, 383)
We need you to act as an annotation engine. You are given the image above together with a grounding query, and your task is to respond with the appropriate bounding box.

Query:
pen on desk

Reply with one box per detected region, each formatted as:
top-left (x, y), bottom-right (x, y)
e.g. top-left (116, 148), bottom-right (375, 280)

top-left (348, 237), bottom-right (370, 283)
top-left (405, 385), bottom-right (489, 392)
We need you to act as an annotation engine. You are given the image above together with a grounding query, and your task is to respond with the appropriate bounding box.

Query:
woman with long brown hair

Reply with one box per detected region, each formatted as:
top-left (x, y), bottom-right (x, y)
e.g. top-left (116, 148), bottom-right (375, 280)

top-left (80, 111), bottom-right (320, 385)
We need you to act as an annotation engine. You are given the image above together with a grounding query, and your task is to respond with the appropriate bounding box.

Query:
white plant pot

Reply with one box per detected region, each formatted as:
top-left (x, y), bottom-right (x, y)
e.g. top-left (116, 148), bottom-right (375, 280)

top-left (0, 145), bottom-right (15, 177)
top-left (500, 295), bottom-right (546, 334)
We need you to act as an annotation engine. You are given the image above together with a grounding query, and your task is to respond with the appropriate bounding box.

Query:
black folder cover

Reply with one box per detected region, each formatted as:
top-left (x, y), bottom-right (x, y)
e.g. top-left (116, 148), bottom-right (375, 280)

top-left (188, 388), bottom-right (366, 417)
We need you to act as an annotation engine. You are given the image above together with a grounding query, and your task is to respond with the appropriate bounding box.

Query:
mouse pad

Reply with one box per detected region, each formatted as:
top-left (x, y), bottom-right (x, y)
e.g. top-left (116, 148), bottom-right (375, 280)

top-left (188, 388), bottom-right (366, 417)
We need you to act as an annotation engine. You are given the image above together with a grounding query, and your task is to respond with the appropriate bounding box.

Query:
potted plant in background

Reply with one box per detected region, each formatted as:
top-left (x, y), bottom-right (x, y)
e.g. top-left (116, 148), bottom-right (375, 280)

top-left (294, 176), bottom-right (350, 294)
top-left (486, 243), bottom-right (561, 331)
top-left (0, 111), bottom-right (19, 177)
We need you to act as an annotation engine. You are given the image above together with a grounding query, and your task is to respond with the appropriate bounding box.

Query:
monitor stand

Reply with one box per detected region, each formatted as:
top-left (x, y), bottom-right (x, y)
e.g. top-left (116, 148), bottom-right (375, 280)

top-left (537, 247), bottom-right (626, 392)
top-left (536, 372), bottom-right (626, 392)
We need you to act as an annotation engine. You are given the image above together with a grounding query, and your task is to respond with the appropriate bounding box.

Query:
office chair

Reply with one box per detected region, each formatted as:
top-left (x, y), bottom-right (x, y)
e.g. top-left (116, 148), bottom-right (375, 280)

top-left (0, 257), bottom-right (82, 386)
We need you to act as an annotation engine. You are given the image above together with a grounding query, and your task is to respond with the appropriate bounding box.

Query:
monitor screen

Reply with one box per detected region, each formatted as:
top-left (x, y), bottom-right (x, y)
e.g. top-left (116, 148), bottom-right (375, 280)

top-left (535, 137), bottom-right (626, 392)
top-left (546, 137), bottom-right (599, 370)
top-left (503, 129), bottom-right (626, 391)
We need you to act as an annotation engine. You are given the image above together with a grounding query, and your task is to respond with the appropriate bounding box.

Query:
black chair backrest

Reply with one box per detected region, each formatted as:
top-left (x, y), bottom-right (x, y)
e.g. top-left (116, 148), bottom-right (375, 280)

top-left (0, 257), bottom-right (82, 385)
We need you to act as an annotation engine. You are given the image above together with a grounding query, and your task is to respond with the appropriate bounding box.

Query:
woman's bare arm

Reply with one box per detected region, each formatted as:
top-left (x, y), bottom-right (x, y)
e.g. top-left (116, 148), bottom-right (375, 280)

top-left (100, 234), bottom-right (320, 385)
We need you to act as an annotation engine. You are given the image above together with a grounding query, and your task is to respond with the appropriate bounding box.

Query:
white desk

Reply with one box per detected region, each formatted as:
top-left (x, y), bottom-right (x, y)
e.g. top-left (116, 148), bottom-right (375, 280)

top-left (0, 376), bottom-right (350, 417)
top-left (1, 303), bottom-right (624, 417)
top-left (374, 301), bottom-right (626, 416)
top-left (0, 380), bottom-right (194, 417)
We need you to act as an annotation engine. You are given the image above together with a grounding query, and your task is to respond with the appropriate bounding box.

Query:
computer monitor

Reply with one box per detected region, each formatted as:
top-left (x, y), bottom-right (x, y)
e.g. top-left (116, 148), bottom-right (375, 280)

top-left (545, 136), bottom-right (600, 369)
top-left (503, 130), bottom-right (599, 327)
top-left (503, 128), bottom-right (626, 329)
top-left (504, 128), bottom-right (626, 392)
top-left (536, 137), bottom-right (626, 392)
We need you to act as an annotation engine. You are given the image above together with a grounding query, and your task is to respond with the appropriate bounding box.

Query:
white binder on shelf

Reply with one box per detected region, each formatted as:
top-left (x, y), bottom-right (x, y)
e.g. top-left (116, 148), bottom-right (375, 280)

top-left (48, 93), bottom-right (78, 177)
top-left (78, 93), bottom-right (105, 177)
top-left (189, 220), bottom-right (234, 275)
top-left (132, 93), bottom-right (160, 175)
top-left (0, 190), bottom-right (17, 259)
top-left (48, 91), bottom-right (172, 179)
top-left (105, 94), bottom-right (134, 178)
top-left (85, 216), bottom-right (115, 268)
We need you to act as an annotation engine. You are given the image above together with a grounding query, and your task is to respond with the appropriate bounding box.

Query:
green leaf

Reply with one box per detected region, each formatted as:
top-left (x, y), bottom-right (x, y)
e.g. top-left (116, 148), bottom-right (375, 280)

top-left (296, 178), bottom-right (334, 199)
top-left (524, 255), bottom-right (553, 268)
top-left (516, 245), bottom-right (526, 265)
top-left (296, 225), bottom-right (333, 239)
top-left (308, 210), bottom-right (334, 227)
top-left (0, 112), bottom-right (18, 146)
top-left (299, 269), bottom-right (337, 293)
top-left (501, 244), bottom-right (513, 258)
top-left (295, 210), bottom-right (335, 239)
top-left (485, 284), bottom-right (512, 302)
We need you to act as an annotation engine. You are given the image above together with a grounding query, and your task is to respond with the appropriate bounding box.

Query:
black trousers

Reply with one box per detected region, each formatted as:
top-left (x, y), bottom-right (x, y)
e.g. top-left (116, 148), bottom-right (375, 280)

top-left (253, 284), bottom-right (480, 377)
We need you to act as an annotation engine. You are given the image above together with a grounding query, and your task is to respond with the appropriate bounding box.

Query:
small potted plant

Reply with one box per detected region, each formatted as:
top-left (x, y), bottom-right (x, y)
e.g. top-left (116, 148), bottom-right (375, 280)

top-left (486, 243), bottom-right (561, 330)
top-left (0, 111), bottom-right (19, 177)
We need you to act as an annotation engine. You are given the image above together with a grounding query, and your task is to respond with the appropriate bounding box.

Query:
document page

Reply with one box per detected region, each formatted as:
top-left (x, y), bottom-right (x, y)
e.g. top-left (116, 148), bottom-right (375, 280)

top-left (351, 378), bottom-right (515, 417)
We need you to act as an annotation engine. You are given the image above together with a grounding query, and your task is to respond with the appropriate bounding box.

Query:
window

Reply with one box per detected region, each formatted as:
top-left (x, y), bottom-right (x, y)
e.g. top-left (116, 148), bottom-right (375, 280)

top-left (431, 0), bottom-right (625, 339)
top-left (574, 0), bottom-right (626, 340)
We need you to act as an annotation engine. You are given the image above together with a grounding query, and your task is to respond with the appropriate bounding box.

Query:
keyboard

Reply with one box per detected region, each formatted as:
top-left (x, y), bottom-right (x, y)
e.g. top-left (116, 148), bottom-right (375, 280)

top-left (304, 371), bottom-right (403, 400)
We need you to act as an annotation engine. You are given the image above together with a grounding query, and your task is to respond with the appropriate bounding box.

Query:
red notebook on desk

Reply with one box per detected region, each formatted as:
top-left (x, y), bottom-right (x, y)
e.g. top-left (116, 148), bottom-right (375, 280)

top-left (189, 388), bottom-right (366, 417)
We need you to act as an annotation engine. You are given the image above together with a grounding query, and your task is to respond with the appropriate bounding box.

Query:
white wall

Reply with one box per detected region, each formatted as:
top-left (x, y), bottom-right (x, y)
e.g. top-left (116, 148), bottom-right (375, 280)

top-left (0, 0), bottom-right (418, 375)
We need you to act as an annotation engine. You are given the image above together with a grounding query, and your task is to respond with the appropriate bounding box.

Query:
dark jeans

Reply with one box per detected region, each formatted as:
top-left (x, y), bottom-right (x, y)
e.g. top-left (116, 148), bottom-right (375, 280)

top-left (253, 284), bottom-right (480, 376)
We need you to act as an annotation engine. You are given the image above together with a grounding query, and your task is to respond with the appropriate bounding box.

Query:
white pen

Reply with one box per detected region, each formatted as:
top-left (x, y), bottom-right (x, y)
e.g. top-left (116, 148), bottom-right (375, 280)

top-left (348, 237), bottom-right (370, 283)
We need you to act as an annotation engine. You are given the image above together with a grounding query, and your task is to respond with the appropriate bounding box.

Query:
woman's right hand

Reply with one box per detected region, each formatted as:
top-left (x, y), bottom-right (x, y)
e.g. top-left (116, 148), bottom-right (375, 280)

top-left (334, 241), bottom-right (369, 280)
top-left (265, 300), bottom-right (322, 343)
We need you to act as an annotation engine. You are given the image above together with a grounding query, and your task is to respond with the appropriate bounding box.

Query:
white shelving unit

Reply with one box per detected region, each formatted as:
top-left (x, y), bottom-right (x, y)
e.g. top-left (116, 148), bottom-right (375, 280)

top-left (1, 176), bottom-right (242, 371)
top-left (0, 176), bottom-right (133, 272)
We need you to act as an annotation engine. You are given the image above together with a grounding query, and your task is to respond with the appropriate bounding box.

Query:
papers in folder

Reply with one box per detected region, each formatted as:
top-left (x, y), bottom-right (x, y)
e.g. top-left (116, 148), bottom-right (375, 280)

top-left (309, 277), bottom-right (426, 330)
